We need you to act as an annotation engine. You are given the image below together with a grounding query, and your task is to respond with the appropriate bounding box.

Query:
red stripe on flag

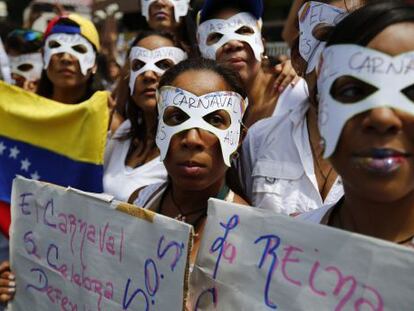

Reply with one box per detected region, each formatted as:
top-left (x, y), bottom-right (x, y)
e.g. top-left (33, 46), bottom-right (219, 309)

top-left (0, 201), bottom-right (10, 239)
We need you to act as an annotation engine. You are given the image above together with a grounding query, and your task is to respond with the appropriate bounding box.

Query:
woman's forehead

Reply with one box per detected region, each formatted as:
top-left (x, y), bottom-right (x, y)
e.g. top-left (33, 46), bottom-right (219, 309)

top-left (171, 70), bottom-right (231, 96)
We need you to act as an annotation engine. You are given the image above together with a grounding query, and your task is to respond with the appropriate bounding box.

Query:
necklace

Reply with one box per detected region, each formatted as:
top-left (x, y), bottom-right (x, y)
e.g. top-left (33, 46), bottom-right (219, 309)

top-left (307, 122), bottom-right (335, 196)
top-left (170, 189), bottom-right (208, 224)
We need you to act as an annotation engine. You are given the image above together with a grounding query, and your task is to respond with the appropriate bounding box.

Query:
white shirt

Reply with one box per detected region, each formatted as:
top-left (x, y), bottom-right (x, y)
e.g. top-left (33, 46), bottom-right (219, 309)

top-left (103, 120), bottom-right (168, 202)
top-left (239, 79), bottom-right (344, 214)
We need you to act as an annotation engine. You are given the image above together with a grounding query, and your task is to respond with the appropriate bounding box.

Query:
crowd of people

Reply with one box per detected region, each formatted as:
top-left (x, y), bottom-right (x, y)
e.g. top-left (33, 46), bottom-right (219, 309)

top-left (1, 0), bottom-right (414, 308)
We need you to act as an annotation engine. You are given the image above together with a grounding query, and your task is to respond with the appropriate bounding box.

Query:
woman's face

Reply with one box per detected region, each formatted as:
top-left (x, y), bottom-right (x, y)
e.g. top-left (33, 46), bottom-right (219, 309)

top-left (148, 0), bottom-right (179, 32)
top-left (131, 35), bottom-right (175, 112)
top-left (46, 48), bottom-right (94, 90)
top-left (330, 22), bottom-right (414, 203)
top-left (213, 8), bottom-right (261, 87)
top-left (163, 69), bottom-right (233, 191)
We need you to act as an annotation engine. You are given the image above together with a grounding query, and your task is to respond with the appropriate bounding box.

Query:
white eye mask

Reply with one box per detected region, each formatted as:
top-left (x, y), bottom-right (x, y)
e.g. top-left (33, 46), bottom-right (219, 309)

top-left (129, 46), bottom-right (187, 96)
top-left (197, 12), bottom-right (264, 62)
top-left (156, 86), bottom-right (246, 167)
top-left (44, 33), bottom-right (96, 76)
top-left (9, 53), bottom-right (43, 82)
top-left (317, 44), bottom-right (414, 158)
top-left (298, 1), bottom-right (346, 74)
top-left (141, 0), bottom-right (190, 23)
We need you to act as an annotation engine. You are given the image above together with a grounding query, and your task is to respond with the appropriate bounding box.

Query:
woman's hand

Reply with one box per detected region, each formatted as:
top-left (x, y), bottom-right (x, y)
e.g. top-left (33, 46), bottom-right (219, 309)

top-left (272, 59), bottom-right (300, 94)
top-left (0, 261), bottom-right (15, 304)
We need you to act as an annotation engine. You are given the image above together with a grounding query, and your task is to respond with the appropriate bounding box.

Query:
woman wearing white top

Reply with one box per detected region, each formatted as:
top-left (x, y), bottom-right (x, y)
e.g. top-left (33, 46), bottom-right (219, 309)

top-left (103, 30), bottom-right (187, 201)
top-left (299, 1), bottom-right (414, 248)
top-left (239, 0), bottom-right (369, 214)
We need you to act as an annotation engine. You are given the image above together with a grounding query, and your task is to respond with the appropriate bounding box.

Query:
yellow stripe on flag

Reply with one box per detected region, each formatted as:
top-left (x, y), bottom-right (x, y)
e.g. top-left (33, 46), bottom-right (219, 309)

top-left (0, 81), bottom-right (109, 164)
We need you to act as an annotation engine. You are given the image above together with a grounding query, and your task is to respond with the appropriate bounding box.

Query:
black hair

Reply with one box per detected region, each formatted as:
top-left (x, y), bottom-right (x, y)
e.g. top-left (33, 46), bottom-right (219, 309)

top-left (326, 0), bottom-right (414, 47)
top-left (200, 0), bottom-right (259, 23)
top-left (5, 30), bottom-right (43, 54)
top-left (159, 57), bottom-right (247, 98)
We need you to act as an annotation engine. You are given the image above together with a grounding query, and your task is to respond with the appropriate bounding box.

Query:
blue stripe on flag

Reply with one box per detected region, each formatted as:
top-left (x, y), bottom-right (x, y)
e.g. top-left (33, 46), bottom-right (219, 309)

top-left (0, 135), bottom-right (103, 203)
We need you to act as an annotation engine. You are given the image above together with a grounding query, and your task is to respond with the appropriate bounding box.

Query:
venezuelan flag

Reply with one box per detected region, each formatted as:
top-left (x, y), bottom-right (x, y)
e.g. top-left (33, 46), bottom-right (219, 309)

top-left (0, 81), bottom-right (109, 237)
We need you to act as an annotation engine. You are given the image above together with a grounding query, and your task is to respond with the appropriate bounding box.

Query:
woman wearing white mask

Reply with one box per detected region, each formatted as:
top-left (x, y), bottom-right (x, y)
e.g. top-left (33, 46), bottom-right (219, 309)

top-left (36, 13), bottom-right (101, 104)
top-left (197, 0), bottom-right (300, 127)
top-left (299, 1), bottom-right (414, 249)
top-left (129, 58), bottom-right (248, 263)
top-left (103, 30), bottom-right (187, 202)
top-left (239, 0), bottom-right (368, 213)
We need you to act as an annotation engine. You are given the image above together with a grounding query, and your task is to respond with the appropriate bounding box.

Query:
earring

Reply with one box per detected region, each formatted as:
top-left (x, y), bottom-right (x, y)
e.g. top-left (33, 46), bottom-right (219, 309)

top-left (319, 138), bottom-right (326, 151)
top-left (232, 151), bottom-right (240, 160)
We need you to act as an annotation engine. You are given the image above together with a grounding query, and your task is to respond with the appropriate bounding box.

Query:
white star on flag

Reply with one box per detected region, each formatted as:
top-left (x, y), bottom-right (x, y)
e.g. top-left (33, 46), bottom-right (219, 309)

top-left (0, 141), bottom-right (6, 155)
top-left (9, 146), bottom-right (20, 159)
top-left (30, 171), bottom-right (40, 180)
top-left (21, 158), bottom-right (31, 171)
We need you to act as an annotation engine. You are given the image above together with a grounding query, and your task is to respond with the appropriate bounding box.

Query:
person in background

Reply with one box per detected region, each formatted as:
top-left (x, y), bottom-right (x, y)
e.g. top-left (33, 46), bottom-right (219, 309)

top-left (197, 0), bottom-right (301, 127)
top-left (139, 0), bottom-right (199, 57)
top-left (5, 29), bottom-right (43, 92)
top-left (36, 13), bottom-right (101, 104)
top-left (104, 30), bottom-right (187, 202)
top-left (129, 57), bottom-right (248, 263)
top-left (239, 0), bottom-right (368, 213)
top-left (298, 1), bottom-right (414, 249)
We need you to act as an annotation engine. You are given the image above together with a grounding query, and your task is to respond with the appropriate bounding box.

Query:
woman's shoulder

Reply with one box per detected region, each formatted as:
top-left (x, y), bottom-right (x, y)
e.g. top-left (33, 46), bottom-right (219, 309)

top-left (128, 182), bottom-right (168, 208)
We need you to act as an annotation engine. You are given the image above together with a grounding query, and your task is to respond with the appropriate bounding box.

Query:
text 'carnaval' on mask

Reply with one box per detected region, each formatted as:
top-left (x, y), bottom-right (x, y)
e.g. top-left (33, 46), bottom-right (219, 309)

top-left (317, 44), bottom-right (414, 158)
top-left (44, 33), bottom-right (96, 76)
top-left (10, 53), bottom-right (43, 82)
top-left (298, 1), bottom-right (346, 74)
top-left (141, 0), bottom-right (190, 23)
top-left (129, 46), bottom-right (187, 96)
top-left (197, 12), bottom-right (264, 62)
top-left (156, 86), bottom-right (246, 167)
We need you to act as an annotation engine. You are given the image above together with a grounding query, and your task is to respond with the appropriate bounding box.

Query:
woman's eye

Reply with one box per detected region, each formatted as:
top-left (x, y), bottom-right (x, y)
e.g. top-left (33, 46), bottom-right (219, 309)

top-left (155, 59), bottom-right (174, 71)
top-left (163, 108), bottom-right (189, 126)
top-left (401, 84), bottom-right (414, 102)
top-left (206, 32), bottom-right (223, 45)
top-left (203, 110), bottom-right (231, 129)
top-left (235, 26), bottom-right (254, 36)
top-left (48, 40), bottom-right (61, 48)
top-left (72, 44), bottom-right (88, 54)
top-left (131, 59), bottom-right (145, 72)
top-left (17, 64), bottom-right (34, 72)
top-left (330, 76), bottom-right (378, 103)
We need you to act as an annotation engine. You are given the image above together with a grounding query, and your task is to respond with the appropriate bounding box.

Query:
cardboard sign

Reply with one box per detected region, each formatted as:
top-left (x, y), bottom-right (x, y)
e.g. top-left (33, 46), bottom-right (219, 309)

top-left (8, 177), bottom-right (192, 311)
top-left (190, 199), bottom-right (414, 310)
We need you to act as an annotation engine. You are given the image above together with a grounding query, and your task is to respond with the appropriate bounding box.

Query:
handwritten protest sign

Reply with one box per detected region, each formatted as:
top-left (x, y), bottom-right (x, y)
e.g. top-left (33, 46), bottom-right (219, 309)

top-left (190, 199), bottom-right (414, 310)
top-left (8, 176), bottom-right (192, 311)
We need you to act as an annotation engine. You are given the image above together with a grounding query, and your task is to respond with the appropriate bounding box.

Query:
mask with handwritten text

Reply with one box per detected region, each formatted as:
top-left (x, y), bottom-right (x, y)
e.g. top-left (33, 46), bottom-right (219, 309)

top-left (141, 0), bottom-right (190, 23)
top-left (10, 53), bottom-right (43, 82)
top-left (197, 12), bottom-right (264, 62)
top-left (298, 1), bottom-right (346, 74)
top-left (317, 44), bottom-right (414, 158)
top-left (129, 47), bottom-right (187, 96)
top-left (156, 86), bottom-right (246, 167)
top-left (44, 33), bottom-right (96, 76)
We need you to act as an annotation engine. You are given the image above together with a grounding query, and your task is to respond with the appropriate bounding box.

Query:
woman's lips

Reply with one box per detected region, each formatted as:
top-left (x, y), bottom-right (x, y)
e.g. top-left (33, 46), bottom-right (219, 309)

top-left (153, 11), bottom-right (169, 20)
top-left (352, 148), bottom-right (411, 175)
top-left (177, 161), bottom-right (207, 176)
top-left (142, 88), bottom-right (156, 97)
